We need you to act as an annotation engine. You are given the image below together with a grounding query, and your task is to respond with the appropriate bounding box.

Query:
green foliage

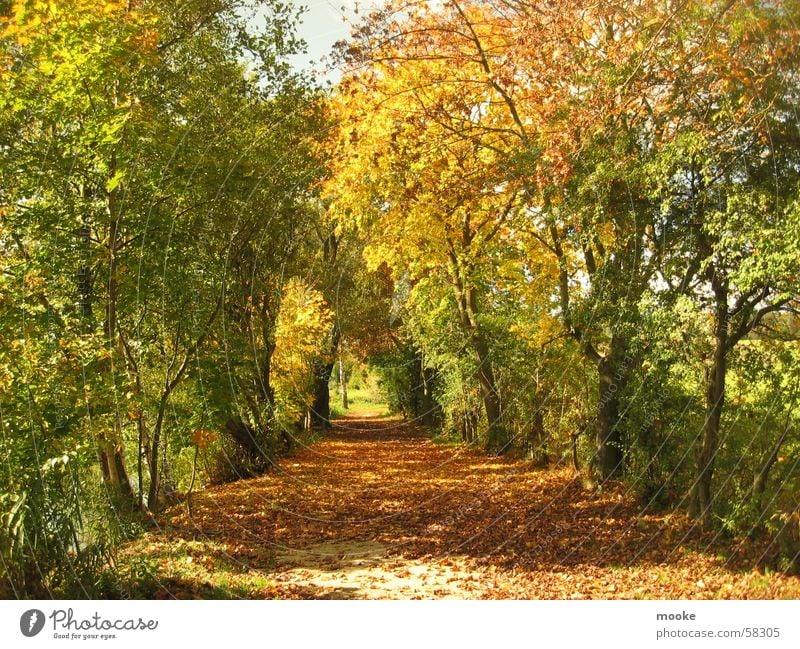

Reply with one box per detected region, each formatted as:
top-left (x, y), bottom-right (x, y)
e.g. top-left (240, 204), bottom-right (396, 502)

top-left (0, 0), bottom-right (325, 595)
top-left (326, 0), bottom-right (800, 570)
top-left (2, 0), bottom-right (800, 596)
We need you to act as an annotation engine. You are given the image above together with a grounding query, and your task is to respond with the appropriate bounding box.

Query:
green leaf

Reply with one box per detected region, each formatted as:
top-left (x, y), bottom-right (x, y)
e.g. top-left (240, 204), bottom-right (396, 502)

top-left (105, 169), bottom-right (124, 193)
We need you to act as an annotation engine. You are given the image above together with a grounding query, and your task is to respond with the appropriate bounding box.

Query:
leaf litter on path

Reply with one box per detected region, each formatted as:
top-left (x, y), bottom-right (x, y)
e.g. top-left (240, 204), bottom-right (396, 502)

top-left (122, 413), bottom-right (800, 599)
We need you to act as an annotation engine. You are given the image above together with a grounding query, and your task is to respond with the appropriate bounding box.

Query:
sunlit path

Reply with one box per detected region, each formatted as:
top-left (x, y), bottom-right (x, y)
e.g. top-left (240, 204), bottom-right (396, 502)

top-left (122, 414), bottom-right (800, 599)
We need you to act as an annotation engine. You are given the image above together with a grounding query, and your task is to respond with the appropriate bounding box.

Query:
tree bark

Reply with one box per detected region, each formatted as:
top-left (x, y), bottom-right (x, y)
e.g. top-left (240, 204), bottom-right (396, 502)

top-left (310, 323), bottom-right (340, 429)
top-left (408, 350), bottom-right (438, 425)
top-left (753, 418), bottom-right (792, 515)
top-left (339, 357), bottom-right (348, 410)
top-left (690, 279), bottom-right (728, 529)
top-left (479, 363), bottom-right (506, 451)
top-left (146, 301), bottom-right (220, 513)
top-left (100, 174), bottom-right (134, 505)
top-left (466, 294), bottom-right (507, 451)
top-left (571, 431), bottom-right (580, 472)
top-left (420, 365), bottom-right (438, 427)
top-left (529, 408), bottom-right (549, 467)
top-left (460, 411), bottom-right (478, 442)
top-left (596, 356), bottom-right (624, 479)
top-left (447, 244), bottom-right (508, 452)
top-left (310, 359), bottom-right (335, 428)
top-left (549, 225), bottom-right (633, 478)
top-left (595, 334), bottom-right (636, 480)
top-left (146, 402), bottom-right (166, 512)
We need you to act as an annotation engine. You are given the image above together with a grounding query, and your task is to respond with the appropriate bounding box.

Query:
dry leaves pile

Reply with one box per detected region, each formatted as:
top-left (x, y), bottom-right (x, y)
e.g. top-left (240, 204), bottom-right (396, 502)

top-left (123, 413), bottom-right (800, 599)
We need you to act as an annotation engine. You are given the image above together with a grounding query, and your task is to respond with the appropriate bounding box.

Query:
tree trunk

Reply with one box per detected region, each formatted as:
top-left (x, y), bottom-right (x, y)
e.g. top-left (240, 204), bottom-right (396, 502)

top-left (137, 420), bottom-right (146, 511)
top-left (467, 305), bottom-right (507, 452)
top-left (448, 254), bottom-right (508, 452)
top-left (752, 419), bottom-right (791, 515)
top-left (420, 365), bottom-right (438, 427)
top-left (147, 408), bottom-right (165, 512)
top-left (144, 299), bottom-right (218, 513)
top-left (100, 179), bottom-right (135, 505)
top-left (529, 408), bottom-right (549, 467)
top-left (571, 432), bottom-right (580, 472)
top-left (595, 336), bottom-right (631, 480)
top-left (97, 435), bottom-right (133, 502)
top-left (112, 428), bottom-right (134, 500)
top-left (78, 184), bottom-right (133, 501)
top-left (459, 410), bottom-right (478, 442)
top-left (310, 359), bottom-right (335, 429)
top-left (186, 444), bottom-right (199, 517)
top-left (409, 352), bottom-right (423, 418)
top-left (469, 329), bottom-right (507, 453)
top-left (690, 280), bottom-right (728, 529)
top-left (691, 357), bottom-right (725, 528)
top-left (339, 357), bottom-right (348, 410)
top-left (596, 357), bottom-right (623, 479)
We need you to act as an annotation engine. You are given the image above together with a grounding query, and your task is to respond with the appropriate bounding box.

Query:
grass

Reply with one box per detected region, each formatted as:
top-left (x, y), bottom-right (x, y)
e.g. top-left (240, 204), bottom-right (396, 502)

top-left (330, 385), bottom-right (390, 419)
top-left (104, 537), bottom-right (285, 599)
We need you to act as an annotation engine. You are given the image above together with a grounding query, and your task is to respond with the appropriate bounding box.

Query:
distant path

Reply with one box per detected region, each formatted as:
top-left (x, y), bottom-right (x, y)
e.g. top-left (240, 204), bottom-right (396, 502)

top-left (149, 413), bottom-right (799, 599)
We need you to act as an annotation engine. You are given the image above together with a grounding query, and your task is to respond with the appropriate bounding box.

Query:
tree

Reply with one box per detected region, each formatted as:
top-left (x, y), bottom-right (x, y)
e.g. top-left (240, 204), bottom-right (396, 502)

top-left (330, 0), bottom-right (674, 466)
top-left (638, 0), bottom-right (800, 526)
top-left (328, 4), bottom-right (530, 450)
top-left (0, 0), bottom-right (325, 595)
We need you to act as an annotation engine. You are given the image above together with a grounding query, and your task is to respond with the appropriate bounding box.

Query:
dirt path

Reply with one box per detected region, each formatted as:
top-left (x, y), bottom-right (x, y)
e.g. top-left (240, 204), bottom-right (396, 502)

top-left (134, 413), bottom-right (800, 599)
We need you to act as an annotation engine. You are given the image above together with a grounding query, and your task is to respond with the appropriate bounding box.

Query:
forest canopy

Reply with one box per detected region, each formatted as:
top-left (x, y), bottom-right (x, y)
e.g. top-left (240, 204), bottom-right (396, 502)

top-left (326, 0), bottom-right (800, 562)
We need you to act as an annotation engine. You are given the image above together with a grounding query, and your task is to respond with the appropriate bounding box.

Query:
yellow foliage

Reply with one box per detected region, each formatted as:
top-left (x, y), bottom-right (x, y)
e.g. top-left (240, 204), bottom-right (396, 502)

top-left (272, 278), bottom-right (334, 410)
top-left (4, 0), bottom-right (152, 51)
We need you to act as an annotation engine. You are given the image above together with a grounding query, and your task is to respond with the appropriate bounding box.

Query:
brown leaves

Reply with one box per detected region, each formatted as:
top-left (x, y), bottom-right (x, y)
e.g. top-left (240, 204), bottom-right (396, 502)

top-left (191, 429), bottom-right (217, 450)
top-left (122, 413), bottom-right (800, 599)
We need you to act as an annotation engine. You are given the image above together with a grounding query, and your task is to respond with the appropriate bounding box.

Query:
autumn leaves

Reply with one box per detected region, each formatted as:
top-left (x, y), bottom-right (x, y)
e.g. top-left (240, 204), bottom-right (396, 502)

top-left (323, 0), bottom-right (800, 543)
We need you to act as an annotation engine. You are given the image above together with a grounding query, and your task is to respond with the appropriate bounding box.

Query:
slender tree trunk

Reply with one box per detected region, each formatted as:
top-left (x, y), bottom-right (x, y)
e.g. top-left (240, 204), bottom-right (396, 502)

top-left (691, 358), bottom-right (725, 528)
top-left (339, 357), bottom-right (348, 410)
top-left (690, 281), bottom-right (728, 529)
top-left (311, 324), bottom-right (340, 429)
top-left (448, 251), bottom-right (507, 451)
top-left (529, 408), bottom-right (548, 467)
top-left (753, 419), bottom-right (791, 515)
top-left (529, 372), bottom-right (549, 466)
top-left (186, 444), bottom-right (199, 517)
top-left (595, 335), bottom-right (632, 480)
top-left (137, 421), bottom-right (146, 511)
top-left (100, 178), bottom-right (134, 504)
top-left (409, 351), bottom-right (427, 420)
top-left (147, 406), bottom-right (166, 512)
top-left (112, 417), bottom-right (134, 499)
top-left (119, 326), bottom-right (151, 512)
top-left (466, 411), bottom-right (478, 442)
top-left (596, 357), bottom-right (623, 479)
top-left (145, 305), bottom-right (218, 513)
top-left (421, 365), bottom-right (438, 427)
top-left (480, 370), bottom-right (505, 451)
top-left (571, 432), bottom-right (580, 472)
top-left (77, 187), bottom-right (126, 494)
top-left (310, 359), bottom-right (335, 428)
top-left (467, 309), bottom-right (506, 452)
